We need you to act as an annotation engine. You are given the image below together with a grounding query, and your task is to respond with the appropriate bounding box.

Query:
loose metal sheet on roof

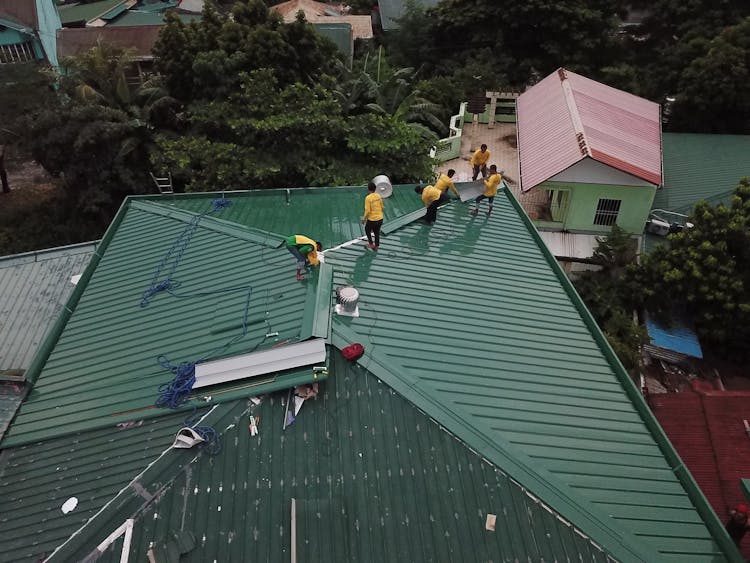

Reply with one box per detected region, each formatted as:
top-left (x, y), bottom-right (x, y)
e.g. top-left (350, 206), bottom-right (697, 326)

top-left (324, 191), bottom-right (735, 561)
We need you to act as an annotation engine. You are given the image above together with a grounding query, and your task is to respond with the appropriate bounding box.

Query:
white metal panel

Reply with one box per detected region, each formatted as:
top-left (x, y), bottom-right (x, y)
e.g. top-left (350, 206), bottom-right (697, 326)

top-left (549, 157), bottom-right (656, 187)
top-left (193, 338), bottom-right (326, 388)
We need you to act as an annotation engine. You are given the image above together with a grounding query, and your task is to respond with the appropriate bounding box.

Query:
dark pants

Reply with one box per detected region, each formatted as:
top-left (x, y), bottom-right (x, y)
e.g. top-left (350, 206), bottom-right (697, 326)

top-left (438, 190), bottom-right (450, 204)
top-left (425, 200), bottom-right (439, 224)
top-left (365, 219), bottom-right (383, 246)
top-left (286, 245), bottom-right (306, 269)
top-left (472, 164), bottom-right (487, 181)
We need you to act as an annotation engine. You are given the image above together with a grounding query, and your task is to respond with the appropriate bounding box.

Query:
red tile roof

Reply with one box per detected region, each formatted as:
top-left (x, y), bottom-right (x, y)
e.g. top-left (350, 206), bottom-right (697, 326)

top-left (517, 68), bottom-right (662, 192)
top-left (651, 385), bottom-right (750, 558)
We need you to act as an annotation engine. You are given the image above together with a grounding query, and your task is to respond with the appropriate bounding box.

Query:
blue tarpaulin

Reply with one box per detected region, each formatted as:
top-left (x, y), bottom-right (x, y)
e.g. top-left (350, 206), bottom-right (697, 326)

top-left (645, 313), bottom-right (703, 359)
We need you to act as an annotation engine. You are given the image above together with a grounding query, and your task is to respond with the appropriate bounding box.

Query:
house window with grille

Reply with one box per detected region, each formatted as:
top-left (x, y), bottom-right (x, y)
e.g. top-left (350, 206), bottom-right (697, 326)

top-left (593, 198), bottom-right (621, 226)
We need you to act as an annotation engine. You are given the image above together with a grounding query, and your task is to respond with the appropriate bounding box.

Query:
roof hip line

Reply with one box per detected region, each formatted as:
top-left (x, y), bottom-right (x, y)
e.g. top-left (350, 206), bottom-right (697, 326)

top-left (558, 68), bottom-right (590, 157)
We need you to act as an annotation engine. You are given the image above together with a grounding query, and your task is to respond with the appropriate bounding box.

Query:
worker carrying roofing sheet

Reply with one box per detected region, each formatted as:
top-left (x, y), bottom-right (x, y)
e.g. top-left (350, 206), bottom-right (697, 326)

top-left (284, 235), bottom-right (321, 281)
top-left (415, 184), bottom-right (442, 225)
top-left (434, 169), bottom-right (460, 203)
top-left (471, 165), bottom-right (503, 217)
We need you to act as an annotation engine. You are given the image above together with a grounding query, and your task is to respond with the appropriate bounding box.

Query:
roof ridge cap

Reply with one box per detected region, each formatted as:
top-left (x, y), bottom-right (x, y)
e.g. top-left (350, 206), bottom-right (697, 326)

top-left (558, 68), bottom-right (590, 158)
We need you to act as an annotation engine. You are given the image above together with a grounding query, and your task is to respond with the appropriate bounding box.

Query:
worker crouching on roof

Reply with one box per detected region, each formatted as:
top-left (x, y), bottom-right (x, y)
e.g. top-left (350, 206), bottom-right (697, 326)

top-left (415, 184), bottom-right (442, 225)
top-left (471, 165), bottom-right (502, 216)
top-left (284, 235), bottom-right (321, 281)
top-left (361, 181), bottom-right (384, 250)
top-left (435, 169), bottom-right (460, 203)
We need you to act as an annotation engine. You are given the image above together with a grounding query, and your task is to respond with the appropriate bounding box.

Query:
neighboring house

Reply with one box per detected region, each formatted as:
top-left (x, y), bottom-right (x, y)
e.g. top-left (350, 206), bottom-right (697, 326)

top-left (0, 185), bottom-right (742, 561)
top-left (655, 133), bottom-right (750, 215)
top-left (517, 68), bottom-right (662, 235)
top-left (0, 242), bottom-right (96, 440)
top-left (271, 0), bottom-right (373, 66)
top-left (56, 0), bottom-right (198, 28)
top-left (651, 382), bottom-right (750, 560)
top-left (376, 0), bottom-right (439, 31)
top-left (0, 0), bottom-right (61, 65)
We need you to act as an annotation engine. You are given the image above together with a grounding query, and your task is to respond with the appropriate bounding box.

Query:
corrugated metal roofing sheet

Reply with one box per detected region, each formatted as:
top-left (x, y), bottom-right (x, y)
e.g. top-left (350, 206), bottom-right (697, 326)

top-left (518, 68), bottom-right (662, 192)
top-left (655, 133), bottom-right (750, 213)
top-left (57, 26), bottom-right (163, 59)
top-left (645, 314), bottom-right (703, 359)
top-left (324, 191), bottom-right (733, 561)
top-left (44, 353), bottom-right (611, 563)
top-left (0, 242), bottom-right (96, 372)
top-left (652, 390), bottom-right (750, 559)
top-left (0, 201), bottom-right (321, 447)
top-left (56, 0), bottom-right (126, 24)
top-left (0, 411), bottom-right (191, 562)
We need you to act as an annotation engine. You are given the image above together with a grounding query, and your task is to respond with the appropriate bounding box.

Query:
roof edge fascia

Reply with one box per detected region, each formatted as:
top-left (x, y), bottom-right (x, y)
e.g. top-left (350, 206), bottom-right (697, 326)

top-left (502, 185), bottom-right (741, 561)
top-left (330, 323), bottom-right (662, 563)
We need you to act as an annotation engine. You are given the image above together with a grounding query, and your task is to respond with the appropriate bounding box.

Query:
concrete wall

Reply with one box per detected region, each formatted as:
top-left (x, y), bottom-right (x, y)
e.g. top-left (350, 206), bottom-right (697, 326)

top-left (540, 181), bottom-right (656, 233)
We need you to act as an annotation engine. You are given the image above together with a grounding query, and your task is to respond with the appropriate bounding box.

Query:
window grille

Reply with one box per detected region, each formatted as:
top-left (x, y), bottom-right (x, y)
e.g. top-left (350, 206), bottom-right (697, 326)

top-left (0, 42), bottom-right (35, 64)
top-left (593, 198), bottom-right (621, 226)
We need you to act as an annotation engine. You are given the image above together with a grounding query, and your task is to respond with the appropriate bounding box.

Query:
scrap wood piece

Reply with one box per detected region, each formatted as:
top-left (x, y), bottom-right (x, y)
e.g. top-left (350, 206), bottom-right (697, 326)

top-left (485, 513), bottom-right (496, 531)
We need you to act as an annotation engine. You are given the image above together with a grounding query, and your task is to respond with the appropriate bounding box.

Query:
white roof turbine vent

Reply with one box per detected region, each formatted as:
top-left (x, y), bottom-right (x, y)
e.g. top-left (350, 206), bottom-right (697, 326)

top-left (335, 286), bottom-right (360, 317)
top-left (372, 174), bottom-right (393, 198)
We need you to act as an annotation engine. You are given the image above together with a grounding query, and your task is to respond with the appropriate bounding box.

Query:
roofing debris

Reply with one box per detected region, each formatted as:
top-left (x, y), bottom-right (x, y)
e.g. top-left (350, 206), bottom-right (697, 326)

top-left (0, 184), bottom-right (743, 562)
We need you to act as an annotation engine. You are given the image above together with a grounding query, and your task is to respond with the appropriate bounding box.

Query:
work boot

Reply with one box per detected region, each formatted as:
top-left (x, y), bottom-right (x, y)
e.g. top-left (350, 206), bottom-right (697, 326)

top-left (367, 242), bottom-right (376, 249)
top-left (486, 206), bottom-right (493, 216)
top-left (471, 208), bottom-right (478, 216)
top-left (296, 271), bottom-right (303, 281)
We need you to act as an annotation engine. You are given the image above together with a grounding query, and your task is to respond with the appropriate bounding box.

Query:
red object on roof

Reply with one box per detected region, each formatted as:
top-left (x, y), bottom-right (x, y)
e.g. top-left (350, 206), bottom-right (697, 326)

top-left (517, 68), bottom-right (663, 192)
top-left (651, 386), bottom-right (750, 558)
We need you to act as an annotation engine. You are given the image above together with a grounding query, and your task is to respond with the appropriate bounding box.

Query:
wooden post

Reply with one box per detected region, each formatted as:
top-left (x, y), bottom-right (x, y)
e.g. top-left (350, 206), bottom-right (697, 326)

top-left (290, 498), bottom-right (297, 563)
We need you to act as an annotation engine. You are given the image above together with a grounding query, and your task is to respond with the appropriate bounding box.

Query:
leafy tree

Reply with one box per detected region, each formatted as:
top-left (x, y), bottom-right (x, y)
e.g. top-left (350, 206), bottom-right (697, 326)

top-left (630, 178), bottom-right (750, 359)
top-left (153, 70), bottom-right (434, 189)
top-left (574, 226), bottom-right (645, 371)
top-left (667, 17), bottom-right (750, 133)
top-left (153, 0), bottom-right (338, 103)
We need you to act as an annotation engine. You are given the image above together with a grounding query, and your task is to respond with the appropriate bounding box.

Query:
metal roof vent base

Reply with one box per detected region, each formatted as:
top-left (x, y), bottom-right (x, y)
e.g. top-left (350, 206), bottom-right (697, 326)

top-left (372, 175), bottom-right (393, 198)
top-left (173, 427), bottom-right (205, 449)
top-left (336, 286), bottom-right (360, 317)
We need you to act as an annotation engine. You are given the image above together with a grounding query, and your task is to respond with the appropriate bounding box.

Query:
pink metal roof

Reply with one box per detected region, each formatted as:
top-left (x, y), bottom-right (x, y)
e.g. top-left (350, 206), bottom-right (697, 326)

top-left (517, 68), bottom-right (662, 192)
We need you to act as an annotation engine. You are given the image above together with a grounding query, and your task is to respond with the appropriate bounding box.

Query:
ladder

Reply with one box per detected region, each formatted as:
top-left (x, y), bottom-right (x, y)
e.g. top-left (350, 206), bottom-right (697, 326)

top-left (150, 172), bottom-right (173, 194)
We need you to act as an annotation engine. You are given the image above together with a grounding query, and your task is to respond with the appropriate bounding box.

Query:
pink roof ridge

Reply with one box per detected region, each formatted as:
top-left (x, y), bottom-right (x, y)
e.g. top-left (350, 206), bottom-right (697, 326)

top-left (517, 67), bottom-right (662, 192)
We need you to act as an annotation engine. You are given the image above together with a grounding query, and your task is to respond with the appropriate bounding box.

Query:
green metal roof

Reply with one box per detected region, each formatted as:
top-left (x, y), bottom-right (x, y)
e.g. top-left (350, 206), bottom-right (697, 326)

top-left (0, 184), bottom-right (740, 561)
top-left (0, 200), bottom-right (326, 447)
top-left (57, 0), bottom-right (128, 24)
top-left (41, 352), bottom-right (610, 563)
top-left (655, 133), bottom-right (750, 214)
top-left (0, 410), bottom-right (193, 562)
top-left (323, 190), bottom-right (737, 561)
top-left (0, 242), bottom-right (96, 373)
top-left (107, 9), bottom-right (199, 27)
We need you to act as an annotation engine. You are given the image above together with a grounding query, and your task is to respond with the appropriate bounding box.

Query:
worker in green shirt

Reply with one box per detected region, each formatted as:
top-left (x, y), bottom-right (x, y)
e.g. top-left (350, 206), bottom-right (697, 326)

top-left (284, 234), bottom-right (321, 281)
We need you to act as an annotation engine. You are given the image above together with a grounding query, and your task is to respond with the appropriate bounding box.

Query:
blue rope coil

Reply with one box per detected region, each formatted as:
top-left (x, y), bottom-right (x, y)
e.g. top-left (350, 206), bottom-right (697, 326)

top-left (140, 198), bottom-right (233, 307)
top-left (183, 409), bottom-right (222, 456)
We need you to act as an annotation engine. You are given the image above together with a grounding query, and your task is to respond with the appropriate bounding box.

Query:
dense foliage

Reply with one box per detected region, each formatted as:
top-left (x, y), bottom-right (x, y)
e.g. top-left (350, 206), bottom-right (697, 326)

top-left (632, 179), bottom-right (750, 359)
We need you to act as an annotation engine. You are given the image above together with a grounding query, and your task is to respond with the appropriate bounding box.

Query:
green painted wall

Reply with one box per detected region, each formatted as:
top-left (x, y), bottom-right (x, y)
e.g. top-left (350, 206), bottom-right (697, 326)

top-left (0, 28), bottom-right (28, 46)
top-left (539, 181), bottom-right (656, 233)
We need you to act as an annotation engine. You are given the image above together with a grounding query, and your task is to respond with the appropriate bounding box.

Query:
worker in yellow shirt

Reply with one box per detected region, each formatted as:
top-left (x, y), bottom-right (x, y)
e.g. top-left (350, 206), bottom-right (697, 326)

top-left (434, 169), bottom-right (460, 203)
top-left (284, 234), bottom-right (322, 281)
top-left (471, 165), bottom-right (503, 216)
top-left (361, 181), bottom-right (384, 250)
top-left (470, 144), bottom-right (490, 180)
top-left (415, 184), bottom-right (442, 225)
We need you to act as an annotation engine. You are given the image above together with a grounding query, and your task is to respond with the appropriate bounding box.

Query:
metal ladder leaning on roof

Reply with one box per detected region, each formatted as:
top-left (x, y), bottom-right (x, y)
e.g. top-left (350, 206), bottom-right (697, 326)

top-left (150, 172), bottom-right (173, 194)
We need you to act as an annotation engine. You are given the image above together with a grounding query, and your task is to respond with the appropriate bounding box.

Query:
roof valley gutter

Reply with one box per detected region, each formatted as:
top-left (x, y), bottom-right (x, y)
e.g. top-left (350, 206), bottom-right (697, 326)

top-left (503, 186), bottom-right (742, 562)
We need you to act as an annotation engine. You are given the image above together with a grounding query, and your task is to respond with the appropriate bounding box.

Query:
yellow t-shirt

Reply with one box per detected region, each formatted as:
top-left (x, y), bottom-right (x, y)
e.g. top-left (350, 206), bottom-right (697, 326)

top-left (363, 192), bottom-right (384, 221)
top-left (434, 174), bottom-right (459, 198)
top-left (421, 185), bottom-right (441, 206)
top-left (470, 149), bottom-right (490, 166)
top-left (483, 173), bottom-right (502, 197)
